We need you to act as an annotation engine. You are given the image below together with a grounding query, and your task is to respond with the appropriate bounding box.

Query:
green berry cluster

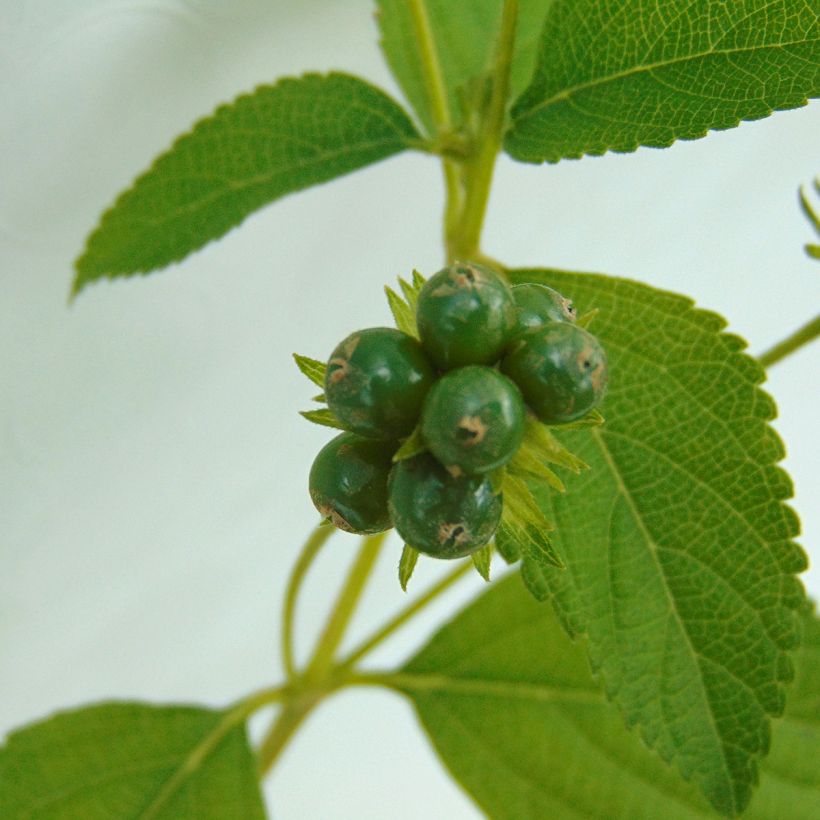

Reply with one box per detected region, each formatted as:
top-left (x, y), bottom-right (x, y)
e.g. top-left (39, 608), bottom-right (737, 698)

top-left (308, 262), bottom-right (608, 560)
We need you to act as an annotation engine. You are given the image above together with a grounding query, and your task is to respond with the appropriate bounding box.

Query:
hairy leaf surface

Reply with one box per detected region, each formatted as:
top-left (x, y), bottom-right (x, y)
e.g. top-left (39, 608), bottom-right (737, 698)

top-left (483, 269), bottom-right (804, 814)
top-left (399, 576), bottom-right (819, 819)
top-left (0, 702), bottom-right (264, 819)
top-left (376, 0), bottom-right (553, 133)
top-left (74, 73), bottom-right (419, 292)
top-left (505, 0), bottom-right (820, 162)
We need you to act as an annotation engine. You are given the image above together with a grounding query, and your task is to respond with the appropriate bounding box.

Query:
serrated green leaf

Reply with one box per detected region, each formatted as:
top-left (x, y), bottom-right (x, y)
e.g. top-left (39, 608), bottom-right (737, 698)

top-left (300, 408), bottom-right (346, 431)
top-left (505, 0), bottom-right (820, 163)
top-left (506, 268), bottom-right (808, 815)
top-left (399, 544), bottom-right (420, 591)
top-left (502, 472), bottom-right (554, 530)
top-left (385, 286), bottom-right (418, 337)
top-left (393, 424), bottom-right (427, 462)
top-left (396, 576), bottom-right (820, 820)
top-left (73, 73), bottom-right (420, 293)
top-left (471, 544), bottom-right (493, 581)
top-left (293, 353), bottom-right (327, 388)
top-left (0, 702), bottom-right (265, 819)
top-left (376, 1), bottom-right (554, 133)
top-left (412, 269), bottom-right (426, 289)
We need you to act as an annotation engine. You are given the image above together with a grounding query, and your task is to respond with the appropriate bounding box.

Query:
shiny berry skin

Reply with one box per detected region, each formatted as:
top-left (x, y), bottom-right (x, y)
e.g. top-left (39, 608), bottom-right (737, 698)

top-left (511, 283), bottom-right (577, 337)
top-left (388, 453), bottom-right (502, 559)
top-left (309, 433), bottom-right (395, 534)
top-left (325, 327), bottom-right (436, 439)
top-left (421, 366), bottom-right (525, 475)
top-left (416, 262), bottom-right (516, 370)
top-left (501, 322), bottom-right (608, 424)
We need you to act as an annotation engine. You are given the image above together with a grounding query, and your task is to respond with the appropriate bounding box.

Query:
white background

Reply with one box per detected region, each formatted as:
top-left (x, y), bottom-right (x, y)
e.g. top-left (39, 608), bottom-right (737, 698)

top-left (2, 2), bottom-right (818, 818)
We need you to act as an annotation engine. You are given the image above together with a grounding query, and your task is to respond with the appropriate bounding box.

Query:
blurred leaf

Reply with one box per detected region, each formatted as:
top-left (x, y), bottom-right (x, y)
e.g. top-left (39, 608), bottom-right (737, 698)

top-left (0, 702), bottom-right (264, 819)
top-left (73, 73), bottom-right (420, 293)
top-left (471, 544), bottom-right (493, 581)
top-left (398, 576), bottom-right (820, 819)
top-left (376, 0), bottom-right (554, 133)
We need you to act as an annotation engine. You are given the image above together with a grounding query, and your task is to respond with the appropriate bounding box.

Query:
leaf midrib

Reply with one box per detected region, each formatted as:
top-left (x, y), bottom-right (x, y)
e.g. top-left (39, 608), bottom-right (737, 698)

top-left (511, 37), bottom-right (815, 127)
top-left (590, 427), bottom-right (737, 814)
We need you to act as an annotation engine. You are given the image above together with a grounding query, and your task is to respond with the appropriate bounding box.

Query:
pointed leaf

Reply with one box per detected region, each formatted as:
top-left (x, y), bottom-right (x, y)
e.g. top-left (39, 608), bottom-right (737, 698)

top-left (506, 0), bottom-right (820, 163)
top-left (471, 544), bottom-right (493, 582)
top-left (73, 73), bottom-right (420, 293)
top-left (396, 576), bottom-right (820, 820)
top-left (0, 702), bottom-right (265, 819)
top-left (385, 286), bottom-right (418, 337)
top-left (393, 424), bottom-right (427, 462)
top-left (300, 408), bottom-right (346, 431)
top-left (399, 544), bottom-right (420, 591)
top-left (506, 268), bottom-right (808, 815)
top-left (293, 353), bottom-right (327, 388)
top-left (494, 521), bottom-right (522, 564)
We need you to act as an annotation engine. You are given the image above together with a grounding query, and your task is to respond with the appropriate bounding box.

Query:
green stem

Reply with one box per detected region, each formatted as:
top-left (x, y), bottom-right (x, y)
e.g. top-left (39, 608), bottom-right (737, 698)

top-left (256, 695), bottom-right (321, 776)
top-left (337, 559), bottom-right (473, 670)
top-left (142, 684), bottom-right (289, 818)
top-left (406, 0), bottom-right (464, 255)
top-left (304, 532), bottom-right (387, 682)
top-left (758, 313), bottom-right (820, 369)
top-left (449, 0), bottom-right (519, 260)
top-left (258, 533), bottom-right (387, 774)
top-left (281, 522), bottom-right (335, 680)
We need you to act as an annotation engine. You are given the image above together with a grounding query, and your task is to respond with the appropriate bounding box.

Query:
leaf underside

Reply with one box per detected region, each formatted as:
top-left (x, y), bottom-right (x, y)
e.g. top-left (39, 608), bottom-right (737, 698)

top-left (0, 702), bottom-right (264, 819)
top-left (399, 575), bottom-right (820, 819)
top-left (491, 269), bottom-right (806, 816)
top-left (73, 72), bottom-right (419, 293)
top-left (375, 0), bottom-right (555, 134)
top-left (505, 0), bottom-right (820, 163)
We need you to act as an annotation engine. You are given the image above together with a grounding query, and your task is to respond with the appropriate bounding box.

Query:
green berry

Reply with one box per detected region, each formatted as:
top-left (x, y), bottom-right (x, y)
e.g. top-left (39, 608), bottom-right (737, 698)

top-left (511, 283), bottom-right (577, 337)
top-left (416, 261), bottom-right (516, 369)
top-left (309, 433), bottom-right (395, 533)
top-left (501, 322), bottom-right (608, 424)
top-left (421, 366), bottom-right (525, 475)
top-left (325, 327), bottom-right (436, 439)
top-left (388, 453), bottom-right (502, 559)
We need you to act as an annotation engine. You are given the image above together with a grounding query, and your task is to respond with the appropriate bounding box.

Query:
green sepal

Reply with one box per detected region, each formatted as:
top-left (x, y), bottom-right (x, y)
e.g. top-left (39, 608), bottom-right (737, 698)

top-left (507, 447), bottom-right (565, 492)
top-left (576, 308), bottom-right (599, 328)
top-left (557, 409), bottom-right (605, 430)
top-left (393, 424), bottom-right (427, 462)
top-left (385, 286), bottom-right (417, 337)
top-left (312, 392), bottom-right (326, 404)
top-left (471, 544), bottom-right (493, 582)
top-left (293, 353), bottom-right (327, 388)
top-left (523, 416), bottom-right (587, 473)
top-left (494, 523), bottom-right (522, 564)
top-left (300, 408), bottom-right (346, 431)
top-left (411, 269), bottom-right (426, 289)
top-left (399, 544), bottom-right (420, 591)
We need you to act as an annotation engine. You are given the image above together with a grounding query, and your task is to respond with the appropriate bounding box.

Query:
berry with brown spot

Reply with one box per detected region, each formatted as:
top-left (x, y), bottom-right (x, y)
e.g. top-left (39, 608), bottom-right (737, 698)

top-left (510, 283), bottom-right (577, 339)
top-left (309, 432), bottom-right (395, 534)
top-left (501, 322), bottom-right (608, 424)
top-left (416, 261), bottom-right (516, 369)
top-left (325, 327), bottom-right (436, 439)
top-left (421, 366), bottom-right (525, 474)
top-left (387, 453), bottom-right (502, 558)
